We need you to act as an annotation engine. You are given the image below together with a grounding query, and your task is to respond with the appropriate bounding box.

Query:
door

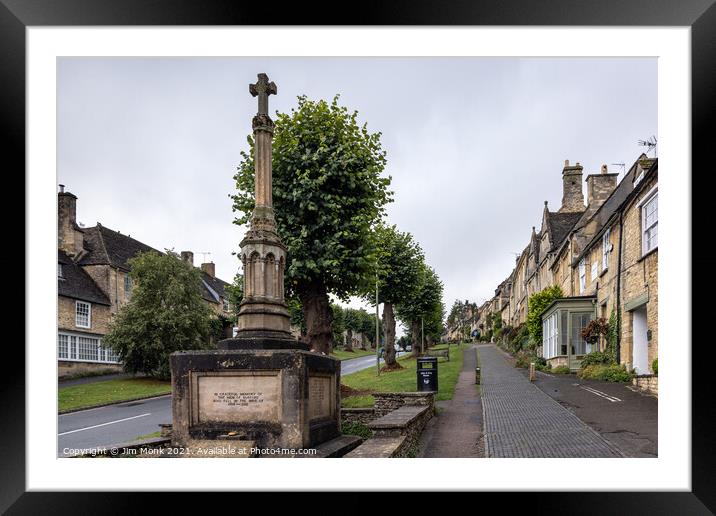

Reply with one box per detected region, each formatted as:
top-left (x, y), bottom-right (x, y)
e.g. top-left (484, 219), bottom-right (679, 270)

top-left (569, 312), bottom-right (593, 370)
top-left (632, 306), bottom-right (649, 374)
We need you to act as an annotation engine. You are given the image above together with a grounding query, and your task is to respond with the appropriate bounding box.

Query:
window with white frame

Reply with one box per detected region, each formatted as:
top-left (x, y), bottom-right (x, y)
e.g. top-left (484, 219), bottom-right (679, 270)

top-left (602, 228), bottom-right (611, 270)
top-left (590, 257), bottom-right (598, 283)
top-left (642, 193), bottom-right (658, 254)
top-left (58, 263), bottom-right (64, 279)
top-left (58, 332), bottom-right (120, 363)
top-left (578, 259), bottom-right (586, 293)
top-left (124, 274), bottom-right (133, 300)
top-left (542, 313), bottom-right (558, 359)
top-left (75, 301), bottom-right (91, 328)
top-left (223, 299), bottom-right (230, 312)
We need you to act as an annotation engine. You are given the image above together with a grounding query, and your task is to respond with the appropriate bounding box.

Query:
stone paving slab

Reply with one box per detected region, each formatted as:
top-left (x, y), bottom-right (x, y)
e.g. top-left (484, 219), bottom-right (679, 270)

top-left (478, 345), bottom-right (623, 458)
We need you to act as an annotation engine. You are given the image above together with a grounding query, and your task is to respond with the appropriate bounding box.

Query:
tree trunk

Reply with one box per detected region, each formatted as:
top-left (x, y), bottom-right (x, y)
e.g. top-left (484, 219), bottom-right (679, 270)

top-left (298, 282), bottom-right (333, 355)
top-left (382, 302), bottom-right (397, 366)
top-left (345, 328), bottom-right (353, 351)
top-left (361, 334), bottom-right (367, 350)
top-left (410, 320), bottom-right (421, 357)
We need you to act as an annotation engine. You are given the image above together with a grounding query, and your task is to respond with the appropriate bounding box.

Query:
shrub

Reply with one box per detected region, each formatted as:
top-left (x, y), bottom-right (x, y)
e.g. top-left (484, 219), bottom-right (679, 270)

top-left (578, 364), bottom-right (633, 382)
top-left (514, 352), bottom-right (546, 370)
top-left (527, 285), bottom-right (563, 345)
top-left (581, 318), bottom-right (609, 344)
top-left (552, 365), bottom-right (571, 374)
top-left (652, 358), bottom-right (658, 375)
top-left (341, 422), bottom-right (372, 439)
top-left (579, 350), bottom-right (616, 368)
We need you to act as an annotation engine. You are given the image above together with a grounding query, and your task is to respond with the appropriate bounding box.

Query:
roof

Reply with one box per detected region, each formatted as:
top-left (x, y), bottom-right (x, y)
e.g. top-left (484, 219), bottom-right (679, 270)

top-left (200, 271), bottom-right (230, 304)
top-left (547, 211), bottom-right (583, 251)
top-left (58, 250), bottom-right (111, 305)
top-left (574, 156), bottom-right (655, 263)
top-left (79, 223), bottom-right (158, 270)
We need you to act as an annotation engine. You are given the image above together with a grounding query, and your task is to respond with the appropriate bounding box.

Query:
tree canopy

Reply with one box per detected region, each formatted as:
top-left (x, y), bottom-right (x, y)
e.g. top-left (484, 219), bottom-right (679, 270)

top-left (103, 250), bottom-right (214, 379)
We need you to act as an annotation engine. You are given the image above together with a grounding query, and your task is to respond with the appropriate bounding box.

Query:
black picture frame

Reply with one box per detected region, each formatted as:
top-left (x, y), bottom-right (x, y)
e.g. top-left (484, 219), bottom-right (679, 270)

top-left (4, 0), bottom-right (711, 512)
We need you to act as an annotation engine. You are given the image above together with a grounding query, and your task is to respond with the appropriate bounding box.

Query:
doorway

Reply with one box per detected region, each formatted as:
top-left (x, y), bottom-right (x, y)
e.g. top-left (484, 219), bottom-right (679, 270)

top-left (632, 306), bottom-right (649, 374)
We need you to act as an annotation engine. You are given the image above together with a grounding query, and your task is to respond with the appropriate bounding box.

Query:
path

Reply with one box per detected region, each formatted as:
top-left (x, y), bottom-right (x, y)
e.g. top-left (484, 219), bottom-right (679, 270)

top-left (478, 344), bottom-right (622, 457)
top-left (57, 350), bottom-right (400, 456)
top-left (419, 345), bottom-right (484, 457)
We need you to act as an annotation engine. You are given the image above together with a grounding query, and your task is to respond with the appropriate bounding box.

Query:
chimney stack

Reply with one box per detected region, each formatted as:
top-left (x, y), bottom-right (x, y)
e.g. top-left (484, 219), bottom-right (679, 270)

top-left (58, 185), bottom-right (84, 257)
top-left (585, 164), bottom-right (618, 212)
top-left (559, 160), bottom-right (585, 213)
top-left (201, 262), bottom-right (215, 278)
top-left (180, 251), bottom-right (194, 266)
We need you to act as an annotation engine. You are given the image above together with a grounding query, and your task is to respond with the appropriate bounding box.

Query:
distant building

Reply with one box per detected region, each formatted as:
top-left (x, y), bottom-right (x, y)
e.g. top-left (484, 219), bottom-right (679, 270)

top-left (57, 187), bottom-right (234, 378)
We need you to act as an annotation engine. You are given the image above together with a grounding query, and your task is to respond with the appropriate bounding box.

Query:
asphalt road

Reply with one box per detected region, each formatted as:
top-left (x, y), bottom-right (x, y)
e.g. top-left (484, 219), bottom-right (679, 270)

top-left (526, 369), bottom-right (658, 457)
top-left (57, 350), bottom-right (405, 456)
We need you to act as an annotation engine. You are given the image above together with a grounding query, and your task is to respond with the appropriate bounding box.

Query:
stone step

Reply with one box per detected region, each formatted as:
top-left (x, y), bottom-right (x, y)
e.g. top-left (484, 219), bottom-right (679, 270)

top-left (369, 405), bottom-right (430, 437)
top-left (300, 435), bottom-right (364, 458)
top-left (344, 436), bottom-right (407, 458)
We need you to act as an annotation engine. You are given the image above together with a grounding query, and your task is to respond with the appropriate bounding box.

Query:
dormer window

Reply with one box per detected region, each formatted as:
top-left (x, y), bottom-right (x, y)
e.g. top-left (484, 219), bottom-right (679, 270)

top-left (58, 264), bottom-right (64, 279)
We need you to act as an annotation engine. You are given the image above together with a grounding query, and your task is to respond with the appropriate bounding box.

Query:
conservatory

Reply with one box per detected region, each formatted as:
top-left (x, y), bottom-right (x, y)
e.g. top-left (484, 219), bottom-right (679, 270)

top-left (541, 296), bottom-right (597, 371)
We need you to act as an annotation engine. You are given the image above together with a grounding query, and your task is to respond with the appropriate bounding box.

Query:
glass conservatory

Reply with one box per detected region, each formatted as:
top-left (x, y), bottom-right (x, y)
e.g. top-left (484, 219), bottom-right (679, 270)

top-left (541, 296), bottom-right (597, 371)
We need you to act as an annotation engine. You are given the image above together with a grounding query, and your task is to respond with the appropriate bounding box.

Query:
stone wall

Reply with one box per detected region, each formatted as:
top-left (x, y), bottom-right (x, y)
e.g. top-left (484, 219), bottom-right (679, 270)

top-left (58, 360), bottom-right (122, 379)
top-left (547, 356), bottom-right (569, 369)
top-left (632, 374), bottom-right (658, 396)
top-left (619, 172), bottom-right (658, 370)
top-left (372, 392), bottom-right (434, 418)
top-left (340, 408), bottom-right (376, 426)
top-left (58, 295), bottom-right (112, 335)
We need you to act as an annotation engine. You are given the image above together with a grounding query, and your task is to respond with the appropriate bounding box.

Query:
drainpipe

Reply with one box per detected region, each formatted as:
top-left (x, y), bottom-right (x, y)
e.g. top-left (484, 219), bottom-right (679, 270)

top-left (615, 212), bottom-right (624, 364)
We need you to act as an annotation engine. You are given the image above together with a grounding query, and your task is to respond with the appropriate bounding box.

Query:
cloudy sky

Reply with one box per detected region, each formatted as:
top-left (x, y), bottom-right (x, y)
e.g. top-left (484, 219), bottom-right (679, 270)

top-left (58, 57), bottom-right (656, 327)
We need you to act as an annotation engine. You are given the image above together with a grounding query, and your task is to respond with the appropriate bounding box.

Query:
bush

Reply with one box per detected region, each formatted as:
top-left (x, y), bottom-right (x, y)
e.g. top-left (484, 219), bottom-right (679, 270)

top-left (578, 364), bottom-right (633, 382)
top-left (514, 352), bottom-right (547, 370)
top-left (341, 422), bottom-right (372, 439)
top-left (579, 350), bottom-right (616, 368)
top-left (652, 358), bottom-right (658, 375)
top-left (552, 365), bottom-right (571, 374)
top-left (526, 285), bottom-right (563, 345)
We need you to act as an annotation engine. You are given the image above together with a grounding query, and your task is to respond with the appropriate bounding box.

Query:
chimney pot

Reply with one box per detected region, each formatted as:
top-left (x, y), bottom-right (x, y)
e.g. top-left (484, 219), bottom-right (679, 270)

top-left (564, 159), bottom-right (569, 166)
top-left (59, 184), bottom-right (65, 193)
top-left (181, 251), bottom-right (194, 266)
top-left (601, 164), bottom-right (608, 174)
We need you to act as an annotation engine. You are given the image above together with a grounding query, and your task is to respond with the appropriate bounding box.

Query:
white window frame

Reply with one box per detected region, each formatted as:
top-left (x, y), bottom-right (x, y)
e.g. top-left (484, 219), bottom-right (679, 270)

top-left (602, 228), bottom-right (611, 270)
top-left (641, 190), bottom-right (658, 255)
top-left (590, 258), bottom-right (598, 284)
top-left (223, 299), bottom-right (230, 312)
top-left (58, 263), bottom-right (64, 279)
top-left (578, 259), bottom-right (586, 293)
top-left (75, 300), bottom-right (91, 328)
top-left (58, 331), bottom-right (120, 364)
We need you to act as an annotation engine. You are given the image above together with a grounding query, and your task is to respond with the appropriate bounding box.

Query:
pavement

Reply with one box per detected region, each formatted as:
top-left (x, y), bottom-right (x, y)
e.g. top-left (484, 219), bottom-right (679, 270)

top-left (479, 344), bottom-right (623, 458)
top-left (526, 367), bottom-right (657, 457)
top-left (418, 345), bottom-right (484, 457)
top-left (57, 349), bottom-right (404, 456)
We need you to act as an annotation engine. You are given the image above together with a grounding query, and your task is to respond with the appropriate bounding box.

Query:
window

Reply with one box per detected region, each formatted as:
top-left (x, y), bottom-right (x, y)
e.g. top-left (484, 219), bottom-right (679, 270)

top-left (602, 228), bottom-right (611, 270)
top-left (578, 259), bottom-right (586, 293)
top-left (124, 274), bottom-right (133, 300)
top-left (58, 264), bottom-right (64, 279)
top-left (542, 313), bottom-right (559, 359)
top-left (58, 332), bottom-right (120, 363)
top-left (75, 301), bottom-right (91, 328)
top-left (590, 259), bottom-right (598, 284)
top-left (642, 193), bottom-right (658, 254)
top-left (223, 299), bottom-right (230, 312)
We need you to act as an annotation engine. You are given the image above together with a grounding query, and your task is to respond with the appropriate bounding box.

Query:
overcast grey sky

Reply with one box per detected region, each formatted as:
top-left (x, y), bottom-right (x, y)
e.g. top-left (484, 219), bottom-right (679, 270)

top-left (58, 57), bottom-right (656, 324)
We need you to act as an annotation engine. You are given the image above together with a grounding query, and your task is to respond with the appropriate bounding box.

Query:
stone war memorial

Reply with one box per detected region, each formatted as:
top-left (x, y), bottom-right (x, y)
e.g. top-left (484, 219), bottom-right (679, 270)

top-left (170, 74), bottom-right (342, 454)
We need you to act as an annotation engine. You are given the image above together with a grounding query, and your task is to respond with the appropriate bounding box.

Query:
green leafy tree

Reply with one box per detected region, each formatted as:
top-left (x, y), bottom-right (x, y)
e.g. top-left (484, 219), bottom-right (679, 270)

top-left (331, 303), bottom-right (346, 349)
top-left (232, 95), bottom-right (392, 354)
top-left (368, 224), bottom-right (424, 365)
top-left (527, 285), bottom-right (564, 345)
top-left (103, 250), bottom-right (214, 379)
top-left (396, 264), bottom-right (444, 357)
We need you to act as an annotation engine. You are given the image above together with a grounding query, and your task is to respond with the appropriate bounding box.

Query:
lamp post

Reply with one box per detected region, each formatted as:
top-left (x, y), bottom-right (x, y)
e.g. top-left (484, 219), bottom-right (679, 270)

top-left (376, 271), bottom-right (380, 376)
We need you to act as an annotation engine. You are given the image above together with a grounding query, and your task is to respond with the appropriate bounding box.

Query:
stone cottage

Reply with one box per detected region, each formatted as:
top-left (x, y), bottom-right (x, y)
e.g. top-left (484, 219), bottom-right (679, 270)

top-left (57, 187), bottom-right (234, 378)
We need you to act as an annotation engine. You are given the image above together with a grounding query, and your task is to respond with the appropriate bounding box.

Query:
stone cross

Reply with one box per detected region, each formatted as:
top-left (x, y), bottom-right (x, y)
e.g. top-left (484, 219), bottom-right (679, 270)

top-left (249, 73), bottom-right (277, 115)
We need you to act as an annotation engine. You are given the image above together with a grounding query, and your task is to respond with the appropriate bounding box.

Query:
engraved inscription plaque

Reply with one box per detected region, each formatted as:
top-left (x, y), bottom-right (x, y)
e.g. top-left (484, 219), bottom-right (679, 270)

top-left (191, 371), bottom-right (281, 424)
top-left (308, 375), bottom-right (334, 420)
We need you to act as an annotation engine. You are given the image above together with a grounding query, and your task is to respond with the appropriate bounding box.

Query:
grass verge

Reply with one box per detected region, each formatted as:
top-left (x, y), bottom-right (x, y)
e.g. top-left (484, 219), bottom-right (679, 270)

top-left (331, 348), bottom-right (377, 361)
top-left (341, 344), bottom-right (467, 407)
top-left (59, 377), bottom-right (171, 413)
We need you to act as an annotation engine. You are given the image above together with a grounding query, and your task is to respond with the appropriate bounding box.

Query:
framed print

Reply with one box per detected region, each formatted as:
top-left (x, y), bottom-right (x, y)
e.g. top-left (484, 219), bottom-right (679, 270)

top-left (3, 0), bottom-right (712, 511)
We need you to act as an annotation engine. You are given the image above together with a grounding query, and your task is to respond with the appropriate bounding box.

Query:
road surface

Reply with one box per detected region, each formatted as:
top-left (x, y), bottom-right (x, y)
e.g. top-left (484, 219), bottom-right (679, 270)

top-left (57, 350), bottom-right (405, 456)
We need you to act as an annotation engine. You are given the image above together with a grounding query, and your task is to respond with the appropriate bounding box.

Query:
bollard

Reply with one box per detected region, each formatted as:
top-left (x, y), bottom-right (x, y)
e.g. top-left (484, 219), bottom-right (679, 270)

top-left (475, 367), bottom-right (481, 385)
top-left (529, 362), bottom-right (536, 382)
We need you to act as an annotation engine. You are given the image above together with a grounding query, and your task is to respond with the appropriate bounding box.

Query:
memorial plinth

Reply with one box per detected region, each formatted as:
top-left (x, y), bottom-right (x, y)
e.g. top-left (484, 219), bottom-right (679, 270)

top-left (170, 73), bottom-right (341, 452)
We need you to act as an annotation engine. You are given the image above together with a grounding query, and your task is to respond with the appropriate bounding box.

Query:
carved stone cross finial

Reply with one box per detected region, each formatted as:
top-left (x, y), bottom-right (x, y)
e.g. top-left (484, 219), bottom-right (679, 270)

top-left (249, 73), bottom-right (277, 115)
